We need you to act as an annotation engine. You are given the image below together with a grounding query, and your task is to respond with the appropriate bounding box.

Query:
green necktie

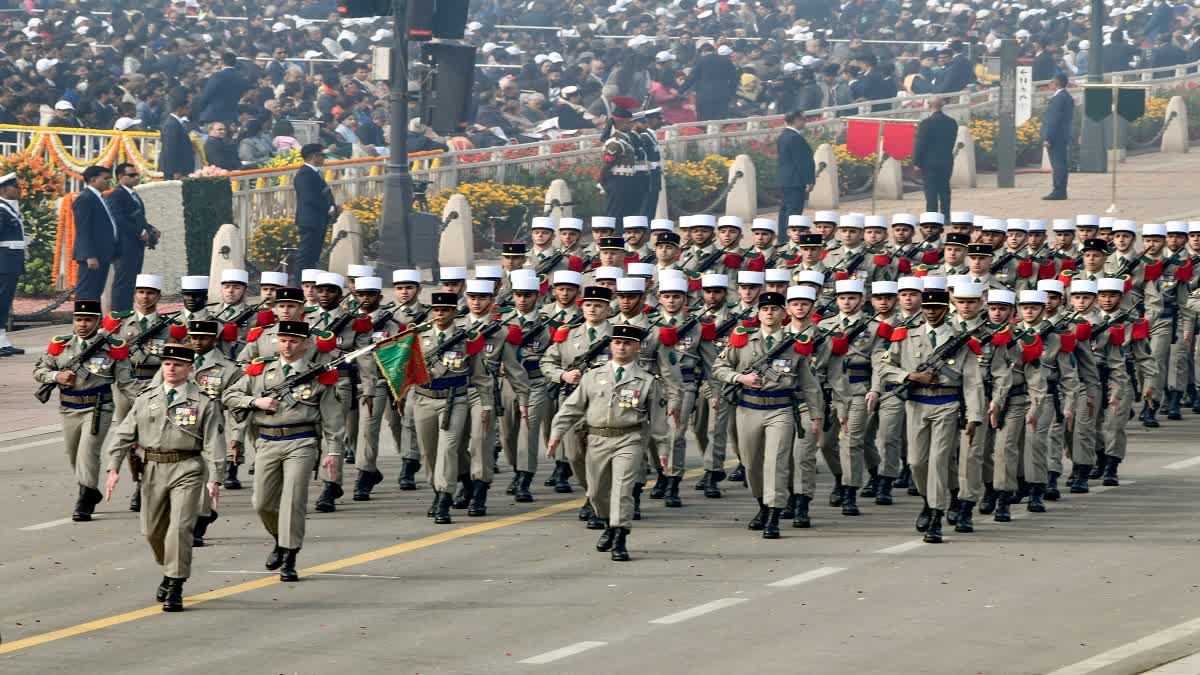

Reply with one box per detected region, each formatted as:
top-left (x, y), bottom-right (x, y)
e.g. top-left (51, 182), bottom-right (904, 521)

top-left (588, 327), bottom-right (596, 342)
top-left (556, 310), bottom-right (565, 320)
top-left (842, 317), bottom-right (850, 327)
top-left (321, 312), bottom-right (330, 326)
top-left (139, 317), bottom-right (148, 330)
top-left (930, 332), bottom-right (937, 348)
top-left (195, 355), bottom-right (204, 368)
top-left (166, 389), bottom-right (176, 404)
top-left (669, 316), bottom-right (676, 326)
top-left (766, 335), bottom-right (774, 349)
top-left (615, 366), bottom-right (624, 382)
top-left (973, 278), bottom-right (982, 284)
top-left (438, 332), bottom-right (446, 345)
top-left (283, 364), bottom-right (292, 376)
top-left (520, 316), bottom-right (527, 326)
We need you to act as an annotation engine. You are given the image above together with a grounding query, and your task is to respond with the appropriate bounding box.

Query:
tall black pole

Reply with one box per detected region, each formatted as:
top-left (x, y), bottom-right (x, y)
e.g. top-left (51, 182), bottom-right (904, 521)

top-left (380, 0), bottom-right (414, 269)
top-left (997, 39), bottom-right (1017, 188)
top-left (1079, 0), bottom-right (1108, 172)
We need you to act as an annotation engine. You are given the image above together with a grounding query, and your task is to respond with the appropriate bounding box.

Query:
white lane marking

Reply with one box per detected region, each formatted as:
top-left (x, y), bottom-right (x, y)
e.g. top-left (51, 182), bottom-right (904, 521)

top-left (0, 424), bottom-right (62, 443)
top-left (1163, 456), bottom-right (1200, 470)
top-left (518, 641), bottom-right (608, 665)
top-left (209, 570), bottom-right (406, 580)
top-left (876, 540), bottom-right (925, 555)
top-left (19, 517), bottom-right (79, 531)
top-left (0, 437), bottom-right (59, 454)
top-left (649, 598), bottom-right (748, 625)
top-left (767, 566), bottom-right (847, 588)
top-left (1146, 650), bottom-right (1200, 674)
top-left (1046, 617), bottom-right (1200, 675)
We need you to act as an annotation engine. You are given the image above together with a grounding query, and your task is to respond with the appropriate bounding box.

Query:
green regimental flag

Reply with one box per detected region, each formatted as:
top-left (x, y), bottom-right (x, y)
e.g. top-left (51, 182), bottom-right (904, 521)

top-left (1084, 87), bottom-right (1147, 123)
top-left (374, 332), bottom-right (431, 400)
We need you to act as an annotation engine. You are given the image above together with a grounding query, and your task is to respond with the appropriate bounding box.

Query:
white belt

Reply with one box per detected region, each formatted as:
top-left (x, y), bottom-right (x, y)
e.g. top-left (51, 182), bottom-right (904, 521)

top-left (633, 163), bottom-right (650, 171)
top-left (611, 167), bottom-right (636, 176)
top-left (649, 161), bottom-right (661, 169)
top-left (0, 240), bottom-right (25, 250)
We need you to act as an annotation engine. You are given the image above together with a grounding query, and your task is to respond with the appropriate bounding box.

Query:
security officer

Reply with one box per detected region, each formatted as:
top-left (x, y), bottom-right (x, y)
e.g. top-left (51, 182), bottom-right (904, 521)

top-left (601, 107), bottom-right (640, 220)
top-left (500, 270), bottom-right (552, 502)
top-left (873, 289), bottom-right (985, 544)
top-left (548, 323), bottom-right (673, 561)
top-left (714, 292), bottom-right (824, 539)
top-left (33, 300), bottom-right (132, 521)
top-left (406, 293), bottom-right (494, 525)
top-left (222, 320), bottom-right (345, 581)
top-left (920, 232), bottom-right (971, 277)
top-left (184, 319), bottom-right (242, 546)
top-left (0, 172), bottom-right (25, 357)
top-left (637, 109), bottom-right (665, 220)
top-left (103, 343), bottom-right (224, 612)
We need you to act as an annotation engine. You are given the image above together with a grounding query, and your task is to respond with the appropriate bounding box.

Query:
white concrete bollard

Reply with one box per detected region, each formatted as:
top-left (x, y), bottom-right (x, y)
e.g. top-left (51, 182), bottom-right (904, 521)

top-left (137, 180), bottom-right (187, 296)
top-left (206, 223), bottom-right (246, 298)
top-left (544, 179), bottom-right (573, 222)
top-left (951, 126), bottom-right (977, 188)
top-left (439, 193), bottom-right (475, 268)
top-left (1161, 95), bottom-right (1189, 154)
top-left (327, 209), bottom-right (363, 278)
top-left (874, 157), bottom-right (904, 201)
top-left (810, 143), bottom-right (839, 210)
top-left (656, 172), bottom-right (669, 220)
top-left (724, 154), bottom-right (757, 224)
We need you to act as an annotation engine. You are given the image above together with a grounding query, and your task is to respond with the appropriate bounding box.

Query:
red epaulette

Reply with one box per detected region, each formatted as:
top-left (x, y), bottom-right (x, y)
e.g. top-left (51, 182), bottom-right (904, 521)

top-left (876, 321), bottom-right (893, 341)
top-left (221, 322), bottom-right (238, 342)
top-left (1021, 334), bottom-right (1044, 363)
top-left (246, 326), bottom-right (265, 343)
top-left (1131, 317), bottom-right (1150, 341)
top-left (465, 332), bottom-right (485, 355)
top-left (659, 325), bottom-right (679, 346)
top-left (255, 310), bottom-right (276, 327)
top-left (169, 322), bottom-right (188, 341)
top-left (1017, 258), bottom-right (1034, 278)
top-left (47, 335), bottom-right (71, 356)
top-left (723, 253), bottom-right (743, 270)
top-left (890, 327), bottom-right (909, 342)
top-left (352, 315), bottom-right (372, 333)
top-left (318, 370), bottom-right (339, 385)
top-left (506, 325), bottom-right (523, 345)
top-left (568, 256), bottom-right (584, 273)
top-left (897, 258), bottom-right (912, 274)
top-left (700, 318), bottom-right (716, 341)
top-left (1142, 258), bottom-right (1163, 282)
top-left (552, 326), bottom-right (570, 343)
top-left (872, 253), bottom-right (891, 267)
top-left (920, 250), bottom-right (940, 264)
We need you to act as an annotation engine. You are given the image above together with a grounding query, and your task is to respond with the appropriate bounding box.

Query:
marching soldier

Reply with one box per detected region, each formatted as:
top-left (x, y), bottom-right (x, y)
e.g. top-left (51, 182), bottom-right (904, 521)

top-left (548, 323), bottom-right (673, 561)
top-left (920, 232), bottom-right (970, 277)
top-left (178, 276), bottom-right (212, 323)
top-left (1139, 224), bottom-right (1177, 423)
top-left (223, 320), bottom-right (345, 580)
top-left (749, 218), bottom-right (779, 266)
top-left (33, 300), bottom-right (132, 521)
top-left (866, 279), bottom-right (914, 506)
top-left (693, 273), bottom-right (738, 497)
top-left (713, 292), bottom-right (823, 539)
top-left (958, 288), bottom-right (1012, 525)
top-left (259, 271), bottom-right (289, 306)
top-left (211, 269), bottom-right (252, 357)
top-left (300, 269), bottom-right (322, 310)
top-left (963, 243), bottom-right (1011, 291)
top-left (500, 271), bottom-right (552, 502)
top-left (873, 289), bottom-right (985, 544)
top-left (915, 212), bottom-right (946, 263)
top-left (624, 216), bottom-right (652, 261)
top-left (349, 276), bottom-right (401, 501)
top-left (813, 211), bottom-right (841, 254)
top-left (823, 214), bottom-right (887, 294)
top-left (184, 319), bottom-right (242, 546)
top-left (385, 269), bottom-right (429, 491)
top-left (649, 273), bottom-right (705, 508)
top-left (583, 237), bottom-right (631, 286)
top-left (103, 343), bottom-right (224, 612)
top-left (527, 217), bottom-right (567, 275)
top-left (1059, 280), bottom-right (1103, 495)
top-left (652, 231), bottom-right (685, 276)
top-left (238, 287), bottom-right (307, 363)
top-left (1161, 221), bottom-right (1194, 419)
top-left (785, 284), bottom-right (822, 527)
top-left (497, 243), bottom-right (531, 304)
top-left (1034, 278), bottom-right (1074, 499)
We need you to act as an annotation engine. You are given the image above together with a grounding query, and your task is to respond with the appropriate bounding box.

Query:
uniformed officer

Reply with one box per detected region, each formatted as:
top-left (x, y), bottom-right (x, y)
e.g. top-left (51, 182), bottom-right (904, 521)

top-left (0, 172), bottom-right (25, 357)
top-left (178, 276), bottom-right (212, 323)
top-left (963, 242), bottom-right (1010, 291)
top-left (693, 273), bottom-right (738, 496)
top-left (653, 273), bottom-right (707, 508)
top-left (749, 218), bottom-right (780, 266)
top-left (184, 319), bottom-right (242, 546)
top-left (406, 293), bottom-right (494, 524)
top-left (556, 217), bottom-right (591, 264)
top-left (222, 320), bottom-right (345, 581)
top-left (1063, 280), bottom-right (1102, 494)
top-left (299, 269), bottom-right (323, 309)
top-left (823, 214), bottom-right (886, 293)
top-left (653, 231), bottom-right (684, 277)
top-left (439, 266), bottom-right (469, 307)
top-left (915, 212), bottom-right (946, 263)
top-left (784, 284), bottom-right (822, 527)
top-left (1160, 221), bottom-right (1194, 420)
top-left (497, 244), bottom-right (530, 305)
top-left (624, 216), bottom-right (652, 261)
top-left (33, 300), bottom-right (133, 521)
top-left (527, 217), bottom-right (565, 274)
top-left (259, 271), bottom-right (289, 305)
top-left (780, 215), bottom-right (813, 261)
top-left (873, 289), bottom-right (985, 544)
top-left (638, 109), bottom-right (665, 220)
top-left (813, 211), bottom-right (841, 253)
top-left (713, 292), bottom-right (823, 539)
top-left (867, 279), bottom-right (915, 506)
top-left (548, 323), bottom-right (673, 561)
top-left (601, 107), bottom-right (640, 220)
top-left (500, 270), bottom-right (552, 502)
top-left (350, 276), bottom-right (399, 501)
top-left (888, 214), bottom-right (920, 263)
top-left (211, 269), bottom-right (252, 356)
top-left (103, 343), bottom-right (224, 612)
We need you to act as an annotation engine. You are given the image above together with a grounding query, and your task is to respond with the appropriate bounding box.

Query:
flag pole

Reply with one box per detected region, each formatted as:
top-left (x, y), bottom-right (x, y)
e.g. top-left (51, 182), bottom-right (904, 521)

top-left (871, 123), bottom-right (884, 214)
top-left (1106, 91), bottom-right (1120, 214)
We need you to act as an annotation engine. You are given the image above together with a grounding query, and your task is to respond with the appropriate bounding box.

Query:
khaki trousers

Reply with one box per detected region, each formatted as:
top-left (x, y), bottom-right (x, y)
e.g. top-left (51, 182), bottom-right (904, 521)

top-left (1068, 389), bottom-right (1097, 468)
top-left (833, 393), bottom-right (876, 487)
top-left (905, 400), bottom-right (958, 511)
top-left (61, 406), bottom-right (111, 490)
top-left (410, 391), bottom-right (470, 492)
top-left (991, 396), bottom-right (1031, 493)
top-left (357, 390), bottom-right (403, 473)
top-left (959, 420), bottom-right (993, 503)
top-left (500, 377), bottom-right (546, 474)
top-left (1024, 397), bottom-right (1054, 481)
top-left (1100, 385), bottom-right (1135, 460)
top-left (252, 439), bottom-right (318, 549)
top-left (735, 405), bottom-right (794, 508)
top-left (790, 406), bottom-right (818, 497)
top-left (321, 375), bottom-right (357, 485)
top-left (1149, 318), bottom-right (1173, 397)
top-left (586, 431), bottom-right (643, 529)
top-left (666, 383), bottom-right (701, 477)
top-left (141, 456), bottom-right (204, 578)
top-left (875, 393), bottom-right (906, 478)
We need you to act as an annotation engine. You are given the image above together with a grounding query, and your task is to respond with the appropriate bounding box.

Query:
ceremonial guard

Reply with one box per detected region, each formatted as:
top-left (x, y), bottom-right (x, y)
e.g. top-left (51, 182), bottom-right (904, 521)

top-left (222, 320), bottom-right (345, 580)
top-left (651, 274), bottom-right (707, 508)
top-left (103, 343), bottom-right (224, 611)
top-left (785, 284), bottom-right (822, 527)
top-left (526, 217), bottom-right (567, 276)
top-left (693, 273), bottom-right (738, 497)
top-left (1160, 221), bottom-right (1194, 419)
top-left (623, 216), bottom-right (652, 261)
top-left (0, 172), bottom-right (24, 357)
top-left (548, 323), bottom-right (673, 561)
top-left (636, 109), bottom-right (664, 220)
top-left (600, 106), bottom-right (640, 221)
top-left (211, 269), bottom-right (253, 357)
top-left (33, 300), bottom-right (132, 521)
top-left (1063, 280), bottom-right (1102, 495)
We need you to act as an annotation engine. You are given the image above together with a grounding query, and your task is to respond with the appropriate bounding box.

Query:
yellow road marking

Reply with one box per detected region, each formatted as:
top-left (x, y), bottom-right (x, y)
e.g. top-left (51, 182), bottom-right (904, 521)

top-left (0, 464), bottom-right (716, 656)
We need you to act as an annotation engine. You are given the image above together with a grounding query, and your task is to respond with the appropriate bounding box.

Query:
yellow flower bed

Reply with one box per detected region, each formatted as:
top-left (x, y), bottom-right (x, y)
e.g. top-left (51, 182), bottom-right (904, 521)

top-left (247, 216), bottom-right (333, 271)
top-left (665, 154), bottom-right (732, 211)
top-left (427, 181), bottom-right (546, 232)
top-left (343, 195), bottom-right (382, 243)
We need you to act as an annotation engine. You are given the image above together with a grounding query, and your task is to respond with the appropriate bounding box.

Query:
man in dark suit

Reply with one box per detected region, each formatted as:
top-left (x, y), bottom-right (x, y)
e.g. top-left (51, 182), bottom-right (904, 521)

top-left (0, 172), bottom-right (25, 356)
top-left (679, 43), bottom-right (740, 121)
top-left (159, 95), bottom-right (194, 180)
top-left (106, 162), bottom-right (159, 312)
top-left (856, 54), bottom-right (891, 112)
top-left (73, 166), bottom-right (119, 301)
top-left (194, 52), bottom-right (250, 125)
top-left (776, 110), bottom-right (816, 227)
top-left (1041, 75), bottom-right (1074, 201)
top-left (913, 97), bottom-right (959, 220)
top-left (293, 144), bottom-right (340, 283)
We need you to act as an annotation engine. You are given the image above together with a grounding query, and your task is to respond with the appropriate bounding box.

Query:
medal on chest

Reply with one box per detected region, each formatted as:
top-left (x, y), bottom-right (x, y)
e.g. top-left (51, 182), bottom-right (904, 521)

top-left (199, 373), bottom-right (222, 395)
top-left (617, 387), bottom-right (641, 408)
top-left (86, 355), bottom-right (111, 374)
top-left (296, 383), bottom-right (315, 400)
top-left (173, 406), bottom-right (198, 426)
top-left (771, 357), bottom-right (792, 374)
top-left (442, 350), bottom-right (465, 369)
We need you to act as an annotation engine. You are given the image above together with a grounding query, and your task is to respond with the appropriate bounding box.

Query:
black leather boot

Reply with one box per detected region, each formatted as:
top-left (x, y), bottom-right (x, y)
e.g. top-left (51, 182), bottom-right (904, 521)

top-left (1011, 479), bottom-right (1029, 504)
top-left (279, 549), bottom-right (299, 581)
top-left (352, 469), bottom-right (383, 501)
top-left (1103, 458), bottom-right (1121, 486)
top-left (860, 467), bottom-right (880, 498)
top-left (265, 540), bottom-right (285, 570)
top-left (1140, 401), bottom-right (1160, 428)
top-left (875, 476), bottom-right (894, 505)
top-left (578, 500), bottom-right (594, 521)
top-left (748, 499), bottom-right (769, 530)
top-left (1045, 472), bottom-right (1061, 500)
top-left (1167, 391), bottom-right (1183, 420)
top-left (506, 472), bottom-right (520, 495)
top-left (129, 482), bottom-right (141, 512)
top-left (828, 475), bottom-right (843, 507)
top-left (650, 468), bottom-right (668, 499)
top-left (343, 447), bottom-right (355, 465)
top-left (596, 526), bottom-right (615, 552)
top-left (993, 492), bottom-right (1012, 522)
top-left (544, 461), bottom-right (561, 487)
top-left (841, 485), bottom-right (860, 516)
top-left (728, 463), bottom-right (746, 483)
top-left (1091, 454), bottom-right (1107, 479)
top-left (694, 471), bottom-right (710, 491)
top-left (156, 575), bottom-right (171, 602)
top-left (893, 464), bottom-right (911, 488)
top-left (1028, 483), bottom-right (1047, 513)
top-left (467, 480), bottom-right (490, 517)
top-left (193, 510), bottom-right (216, 546)
top-left (162, 577), bottom-right (185, 612)
top-left (314, 480), bottom-right (343, 512)
top-left (665, 476), bottom-right (683, 508)
top-left (923, 510), bottom-right (944, 543)
top-left (979, 484), bottom-right (998, 514)
top-left (452, 474), bottom-right (472, 508)
top-left (434, 492), bottom-right (454, 524)
top-left (792, 495), bottom-right (812, 528)
top-left (223, 462), bottom-right (242, 490)
top-left (763, 508), bottom-right (782, 539)
top-left (1070, 466), bottom-right (1091, 493)
top-left (781, 493), bottom-right (797, 520)
top-left (587, 510), bottom-right (607, 530)
top-left (554, 462), bottom-right (573, 493)
top-left (611, 528), bottom-right (630, 561)
top-left (633, 483), bottom-right (645, 520)
top-left (955, 501), bottom-right (975, 533)
top-left (946, 491), bottom-right (961, 525)
top-left (398, 459), bottom-right (421, 490)
top-left (427, 491), bottom-right (440, 517)
top-left (915, 499), bottom-right (933, 532)
top-left (72, 484), bottom-right (91, 522)
top-left (514, 471), bottom-right (534, 502)
top-left (704, 471), bottom-right (723, 498)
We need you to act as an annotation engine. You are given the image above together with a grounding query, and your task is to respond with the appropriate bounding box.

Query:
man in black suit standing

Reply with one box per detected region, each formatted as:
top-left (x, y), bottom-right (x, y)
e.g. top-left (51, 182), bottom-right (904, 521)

top-left (73, 166), bottom-right (119, 301)
top-left (106, 162), bottom-right (160, 312)
top-left (1041, 75), bottom-right (1074, 201)
top-left (912, 97), bottom-right (959, 220)
top-left (0, 172), bottom-right (25, 356)
top-left (194, 52), bottom-right (250, 125)
top-left (293, 144), bottom-right (340, 282)
top-left (679, 43), bottom-right (740, 121)
top-left (776, 110), bottom-right (816, 227)
top-left (159, 95), bottom-right (194, 180)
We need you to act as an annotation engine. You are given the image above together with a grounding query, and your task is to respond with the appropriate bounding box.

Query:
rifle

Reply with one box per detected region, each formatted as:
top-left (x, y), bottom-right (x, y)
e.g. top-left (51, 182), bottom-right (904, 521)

top-left (535, 249), bottom-right (567, 276)
top-left (1084, 307), bottom-right (1138, 403)
top-left (690, 246), bottom-right (731, 277)
top-left (523, 312), bottom-right (582, 347)
top-left (833, 247), bottom-right (870, 278)
top-left (225, 298), bottom-right (271, 358)
top-left (128, 310), bottom-right (183, 356)
top-left (562, 334), bottom-right (614, 398)
top-left (720, 322), bottom-right (846, 405)
top-left (711, 307), bottom-right (755, 341)
top-left (34, 333), bottom-right (111, 403)
top-left (990, 248), bottom-right (1020, 275)
top-left (879, 321), bottom-right (1008, 403)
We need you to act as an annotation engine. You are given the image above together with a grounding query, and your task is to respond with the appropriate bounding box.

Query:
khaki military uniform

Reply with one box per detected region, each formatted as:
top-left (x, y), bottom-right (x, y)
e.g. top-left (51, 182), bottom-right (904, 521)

top-left (310, 306), bottom-right (374, 484)
top-left (541, 320), bottom-right (613, 486)
top-left (104, 381), bottom-right (225, 579)
top-left (658, 310), bottom-right (712, 478)
top-left (1061, 315), bottom-right (1101, 472)
top-left (713, 327), bottom-right (824, 508)
top-left (694, 304), bottom-right (737, 476)
top-left (871, 312), bottom-right (923, 482)
top-left (190, 348), bottom-right (242, 518)
top-left (1087, 309), bottom-right (1157, 461)
top-left (33, 333), bottom-right (133, 491)
top-left (549, 360), bottom-right (671, 528)
top-left (108, 310), bottom-right (179, 422)
top-left (955, 320), bottom-right (1002, 504)
top-left (500, 311), bottom-right (554, 477)
top-left (1161, 250), bottom-right (1194, 399)
top-left (815, 310), bottom-right (887, 490)
top-left (788, 321), bottom-right (824, 499)
top-left (211, 301), bottom-right (251, 357)
top-left (990, 249), bottom-right (1041, 292)
top-left (822, 246), bottom-right (887, 299)
top-left (353, 305), bottom-right (406, 475)
top-left (614, 309), bottom-right (683, 470)
top-left (877, 321), bottom-right (985, 511)
top-left (223, 357), bottom-right (344, 549)
top-left (456, 311), bottom-right (530, 488)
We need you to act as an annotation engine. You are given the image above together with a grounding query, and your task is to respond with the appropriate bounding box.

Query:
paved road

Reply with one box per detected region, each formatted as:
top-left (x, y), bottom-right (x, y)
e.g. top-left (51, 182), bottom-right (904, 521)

top-left (3, 374), bottom-right (1200, 674)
